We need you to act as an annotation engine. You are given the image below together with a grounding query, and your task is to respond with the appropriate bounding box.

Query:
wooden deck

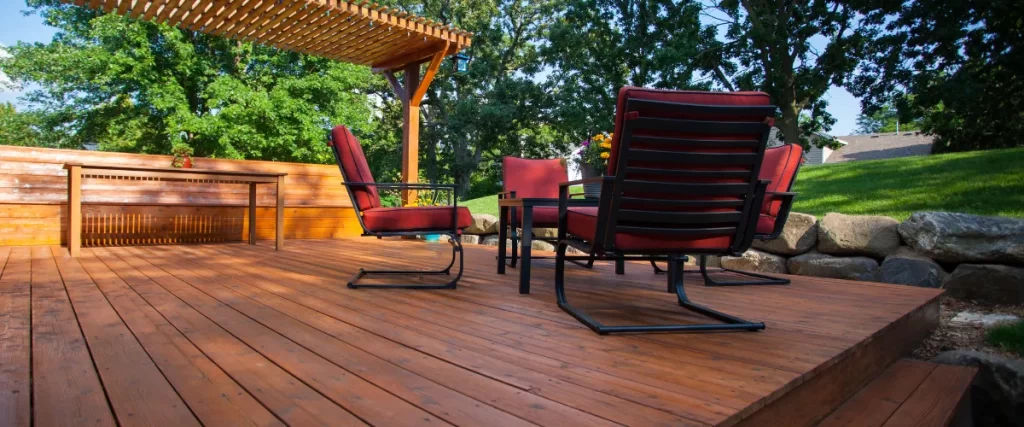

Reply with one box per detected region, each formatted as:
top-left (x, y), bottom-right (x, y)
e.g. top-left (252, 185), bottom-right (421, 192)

top-left (0, 239), bottom-right (942, 427)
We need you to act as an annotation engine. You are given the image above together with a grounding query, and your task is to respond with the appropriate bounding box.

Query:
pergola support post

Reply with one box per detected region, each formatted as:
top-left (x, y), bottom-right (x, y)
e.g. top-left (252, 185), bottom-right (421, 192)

top-left (401, 62), bottom-right (421, 205)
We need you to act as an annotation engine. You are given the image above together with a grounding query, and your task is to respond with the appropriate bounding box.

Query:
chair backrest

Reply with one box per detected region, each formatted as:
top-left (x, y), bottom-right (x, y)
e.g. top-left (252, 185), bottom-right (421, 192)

top-left (593, 87), bottom-right (775, 254)
top-left (502, 157), bottom-right (568, 199)
top-left (328, 125), bottom-right (381, 212)
top-left (760, 144), bottom-right (803, 217)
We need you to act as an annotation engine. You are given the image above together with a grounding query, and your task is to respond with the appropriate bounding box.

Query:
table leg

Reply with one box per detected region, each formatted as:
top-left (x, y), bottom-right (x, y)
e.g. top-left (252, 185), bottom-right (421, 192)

top-left (275, 176), bottom-right (285, 250)
top-left (248, 183), bottom-right (257, 246)
top-left (509, 207), bottom-right (519, 268)
top-left (519, 207), bottom-right (533, 294)
top-left (67, 165), bottom-right (82, 257)
top-left (497, 205), bottom-right (508, 274)
top-left (616, 257), bottom-right (625, 275)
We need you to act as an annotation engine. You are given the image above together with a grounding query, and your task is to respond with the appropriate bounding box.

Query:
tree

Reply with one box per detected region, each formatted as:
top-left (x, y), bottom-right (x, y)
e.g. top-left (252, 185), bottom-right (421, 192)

top-left (0, 102), bottom-right (42, 146)
top-left (854, 103), bottom-right (921, 135)
top-left (850, 0), bottom-right (1023, 153)
top-left (0, 0), bottom-right (382, 164)
top-left (707, 0), bottom-right (895, 147)
top-left (543, 0), bottom-right (715, 145)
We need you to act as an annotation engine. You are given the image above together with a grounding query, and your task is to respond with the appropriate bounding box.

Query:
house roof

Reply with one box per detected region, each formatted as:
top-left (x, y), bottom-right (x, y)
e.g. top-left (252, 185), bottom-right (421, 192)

top-left (827, 132), bottom-right (934, 163)
top-left (61, 0), bottom-right (472, 71)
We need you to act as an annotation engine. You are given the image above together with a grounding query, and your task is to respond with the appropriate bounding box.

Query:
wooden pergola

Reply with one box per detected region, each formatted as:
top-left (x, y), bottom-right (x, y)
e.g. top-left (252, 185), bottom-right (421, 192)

top-left (62, 0), bottom-right (472, 191)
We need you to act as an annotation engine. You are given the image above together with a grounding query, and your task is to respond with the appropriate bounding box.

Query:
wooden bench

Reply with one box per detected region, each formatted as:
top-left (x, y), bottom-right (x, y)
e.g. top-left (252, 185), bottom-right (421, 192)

top-left (64, 163), bottom-right (287, 256)
top-left (818, 359), bottom-right (977, 427)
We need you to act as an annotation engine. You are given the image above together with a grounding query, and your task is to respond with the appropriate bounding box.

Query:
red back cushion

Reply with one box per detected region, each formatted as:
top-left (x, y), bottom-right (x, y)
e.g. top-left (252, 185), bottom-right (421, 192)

top-left (331, 126), bottom-right (380, 211)
top-left (502, 157), bottom-right (568, 199)
top-left (760, 144), bottom-right (803, 216)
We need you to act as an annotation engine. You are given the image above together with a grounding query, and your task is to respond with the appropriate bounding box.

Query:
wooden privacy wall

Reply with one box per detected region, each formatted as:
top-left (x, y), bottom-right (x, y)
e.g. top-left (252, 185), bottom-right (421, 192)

top-left (0, 145), bottom-right (362, 246)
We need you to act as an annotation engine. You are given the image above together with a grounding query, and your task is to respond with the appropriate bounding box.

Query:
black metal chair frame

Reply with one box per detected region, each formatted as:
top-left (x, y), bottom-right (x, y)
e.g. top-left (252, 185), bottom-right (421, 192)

top-left (554, 98), bottom-right (774, 334)
top-left (329, 140), bottom-right (464, 290)
top-left (651, 165), bottom-right (801, 287)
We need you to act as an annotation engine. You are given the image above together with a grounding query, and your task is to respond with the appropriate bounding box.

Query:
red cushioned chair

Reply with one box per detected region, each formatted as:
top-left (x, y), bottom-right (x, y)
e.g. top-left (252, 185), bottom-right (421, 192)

top-left (554, 87), bottom-right (774, 334)
top-left (499, 157), bottom-right (607, 271)
top-left (328, 125), bottom-right (472, 289)
top-left (651, 144), bottom-right (803, 286)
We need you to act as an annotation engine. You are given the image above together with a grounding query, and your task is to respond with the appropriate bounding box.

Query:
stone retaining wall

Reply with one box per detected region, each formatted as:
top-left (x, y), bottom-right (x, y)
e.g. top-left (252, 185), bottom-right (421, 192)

top-left (462, 211), bottom-right (1024, 304)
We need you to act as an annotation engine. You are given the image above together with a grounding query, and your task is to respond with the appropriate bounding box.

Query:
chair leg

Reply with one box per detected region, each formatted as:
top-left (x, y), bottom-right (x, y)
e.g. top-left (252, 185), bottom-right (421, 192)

top-left (699, 255), bottom-right (790, 286)
top-left (554, 248), bottom-right (765, 335)
top-left (348, 235), bottom-right (463, 290)
top-left (651, 259), bottom-right (668, 275)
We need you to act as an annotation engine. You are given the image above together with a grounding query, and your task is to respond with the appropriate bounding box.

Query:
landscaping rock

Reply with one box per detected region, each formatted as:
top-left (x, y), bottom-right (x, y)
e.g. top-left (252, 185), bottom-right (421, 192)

top-left (533, 228), bottom-right (558, 239)
top-left (466, 213), bottom-right (498, 235)
top-left (752, 212), bottom-right (818, 256)
top-left (480, 235), bottom-right (512, 248)
top-left (899, 212), bottom-right (1024, 265)
top-left (878, 247), bottom-right (947, 288)
top-left (787, 251), bottom-right (879, 281)
top-left (818, 213), bottom-right (901, 258)
top-left (950, 311), bottom-right (1020, 328)
top-left (460, 234), bottom-right (480, 245)
top-left (943, 264), bottom-right (1024, 305)
top-left (721, 249), bottom-right (788, 274)
top-left (931, 350), bottom-right (1024, 427)
top-left (531, 240), bottom-right (556, 252)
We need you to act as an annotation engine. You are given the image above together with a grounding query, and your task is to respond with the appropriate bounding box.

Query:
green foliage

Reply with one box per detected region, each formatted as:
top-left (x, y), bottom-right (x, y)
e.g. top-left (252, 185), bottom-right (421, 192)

top-left (792, 147), bottom-right (1024, 221)
top-left (1, 0), bottom-right (381, 164)
top-left (709, 0), bottom-right (894, 149)
top-left (851, 0), bottom-right (1024, 153)
top-left (986, 320), bottom-right (1024, 357)
top-left (0, 102), bottom-right (43, 146)
top-left (854, 104), bottom-right (922, 135)
top-left (543, 0), bottom-right (712, 143)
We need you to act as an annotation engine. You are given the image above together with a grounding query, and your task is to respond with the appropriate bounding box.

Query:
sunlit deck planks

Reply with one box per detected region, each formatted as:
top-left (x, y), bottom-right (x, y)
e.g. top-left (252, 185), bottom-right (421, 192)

top-left (0, 239), bottom-right (942, 426)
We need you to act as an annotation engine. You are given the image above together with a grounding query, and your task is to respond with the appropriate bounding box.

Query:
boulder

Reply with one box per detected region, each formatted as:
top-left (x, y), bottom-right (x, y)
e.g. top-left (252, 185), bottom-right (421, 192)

top-left (531, 240), bottom-right (556, 252)
top-left (899, 212), bottom-right (1024, 265)
top-left (752, 212), bottom-right (818, 256)
top-left (878, 247), bottom-right (947, 288)
top-left (480, 235), bottom-right (512, 248)
top-left (533, 228), bottom-right (558, 239)
top-left (818, 213), bottom-right (901, 258)
top-left (465, 213), bottom-right (499, 235)
top-left (949, 311), bottom-right (1020, 328)
top-left (460, 234), bottom-right (480, 245)
top-left (720, 249), bottom-right (788, 274)
top-left (787, 251), bottom-right (879, 281)
top-left (943, 264), bottom-right (1024, 305)
top-left (932, 350), bottom-right (1024, 427)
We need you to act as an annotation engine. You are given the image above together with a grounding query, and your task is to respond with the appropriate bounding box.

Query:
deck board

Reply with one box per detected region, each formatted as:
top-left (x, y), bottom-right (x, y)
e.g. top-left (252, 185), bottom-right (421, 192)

top-left (4, 239), bottom-right (943, 426)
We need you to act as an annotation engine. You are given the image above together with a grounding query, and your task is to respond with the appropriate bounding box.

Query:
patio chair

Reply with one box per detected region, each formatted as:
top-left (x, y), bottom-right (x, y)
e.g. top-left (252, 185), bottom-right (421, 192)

top-left (554, 87), bottom-right (774, 334)
top-left (499, 157), bottom-right (608, 271)
top-left (651, 144), bottom-right (803, 286)
top-left (328, 125), bottom-right (472, 289)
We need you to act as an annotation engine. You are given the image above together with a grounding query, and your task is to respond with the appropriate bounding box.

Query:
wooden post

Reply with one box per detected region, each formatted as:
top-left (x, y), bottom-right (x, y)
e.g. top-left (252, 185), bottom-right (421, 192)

top-left (275, 175), bottom-right (285, 250)
top-left (248, 183), bottom-right (257, 245)
top-left (401, 61), bottom-right (421, 206)
top-left (66, 164), bottom-right (82, 257)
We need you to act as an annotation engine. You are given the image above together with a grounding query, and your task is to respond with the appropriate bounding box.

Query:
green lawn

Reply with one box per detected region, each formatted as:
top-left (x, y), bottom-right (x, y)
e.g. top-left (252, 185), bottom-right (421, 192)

top-left (461, 147), bottom-right (1024, 221)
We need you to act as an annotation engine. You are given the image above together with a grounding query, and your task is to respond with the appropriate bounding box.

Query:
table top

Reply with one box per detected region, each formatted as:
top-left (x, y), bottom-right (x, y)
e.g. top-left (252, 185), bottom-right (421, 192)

top-left (498, 197), bottom-right (597, 208)
top-left (64, 163), bottom-right (287, 183)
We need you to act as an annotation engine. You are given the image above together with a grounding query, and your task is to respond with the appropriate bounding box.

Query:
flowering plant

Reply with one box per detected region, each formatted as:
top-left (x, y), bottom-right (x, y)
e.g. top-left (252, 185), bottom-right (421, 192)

top-left (576, 132), bottom-right (613, 173)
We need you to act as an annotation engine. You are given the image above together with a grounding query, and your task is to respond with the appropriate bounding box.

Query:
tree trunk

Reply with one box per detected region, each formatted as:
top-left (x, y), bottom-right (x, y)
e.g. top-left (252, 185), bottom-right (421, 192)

top-left (778, 101), bottom-right (801, 147)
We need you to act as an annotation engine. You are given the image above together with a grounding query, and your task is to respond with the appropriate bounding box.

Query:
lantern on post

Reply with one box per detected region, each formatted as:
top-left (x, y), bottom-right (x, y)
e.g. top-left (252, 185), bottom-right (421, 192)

top-left (453, 53), bottom-right (470, 74)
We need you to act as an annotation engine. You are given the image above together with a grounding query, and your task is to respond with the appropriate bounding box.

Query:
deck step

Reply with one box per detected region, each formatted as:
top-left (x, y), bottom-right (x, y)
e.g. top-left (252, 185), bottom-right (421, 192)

top-left (818, 359), bottom-right (977, 427)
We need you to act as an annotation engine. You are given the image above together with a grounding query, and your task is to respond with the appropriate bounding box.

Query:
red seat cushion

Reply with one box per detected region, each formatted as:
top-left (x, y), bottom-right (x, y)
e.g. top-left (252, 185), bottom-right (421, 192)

top-left (512, 206), bottom-right (560, 227)
top-left (331, 126), bottom-right (381, 211)
top-left (757, 214), bottom-right (775, 235)
top-left (361, 206), bottom-right (473, 233)
top-left (502, 157), bottom-right (568, 199)
top-left (760, 144), bottom-right (803, 216)
top-left (566, 207), bottom-right (732, 251)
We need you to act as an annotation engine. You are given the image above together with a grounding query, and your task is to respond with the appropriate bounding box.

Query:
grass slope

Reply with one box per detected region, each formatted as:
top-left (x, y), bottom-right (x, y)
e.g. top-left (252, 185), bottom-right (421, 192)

top-left (460, 147), bottom-right (1024, 221)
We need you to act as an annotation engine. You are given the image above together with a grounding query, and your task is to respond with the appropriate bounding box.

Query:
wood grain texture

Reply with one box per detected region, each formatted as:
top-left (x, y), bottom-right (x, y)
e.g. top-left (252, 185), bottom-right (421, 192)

top-left (818, 359), bottom-right (937, 427)
top-left (0, 247), bottom-right (30, 427)
top-left (1, 144), bottom-right (362, 246)
top-left (7, 240), bottom-right (945, 427)
top-left (881, 364), bottom-right (977, 427)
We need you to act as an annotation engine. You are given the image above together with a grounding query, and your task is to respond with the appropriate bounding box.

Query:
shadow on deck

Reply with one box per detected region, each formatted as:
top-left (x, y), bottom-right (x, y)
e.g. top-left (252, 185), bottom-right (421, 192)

top-left (0, 239), bottom-right (943, 426)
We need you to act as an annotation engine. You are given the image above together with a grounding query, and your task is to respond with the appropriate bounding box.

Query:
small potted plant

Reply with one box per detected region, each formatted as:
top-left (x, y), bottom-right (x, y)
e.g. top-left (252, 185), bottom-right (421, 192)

top-left (171, 144), bottom-right (194, 168)
top-left (575, 132), bottom-right (612, 198)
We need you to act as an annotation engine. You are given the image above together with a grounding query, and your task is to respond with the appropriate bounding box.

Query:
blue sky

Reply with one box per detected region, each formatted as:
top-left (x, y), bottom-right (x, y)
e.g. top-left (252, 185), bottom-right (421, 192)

top-left (0, 2), bottom-right (862, 136)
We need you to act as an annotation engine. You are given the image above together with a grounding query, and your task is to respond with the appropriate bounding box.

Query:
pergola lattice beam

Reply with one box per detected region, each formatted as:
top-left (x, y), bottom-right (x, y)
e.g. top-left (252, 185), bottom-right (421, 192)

top-left (65, 0), bottom-right (471, 70)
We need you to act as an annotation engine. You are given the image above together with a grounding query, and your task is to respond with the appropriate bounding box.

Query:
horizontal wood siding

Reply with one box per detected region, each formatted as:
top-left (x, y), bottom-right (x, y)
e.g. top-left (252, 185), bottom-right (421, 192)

top-left (0, 145), bottom-right (362, 246)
